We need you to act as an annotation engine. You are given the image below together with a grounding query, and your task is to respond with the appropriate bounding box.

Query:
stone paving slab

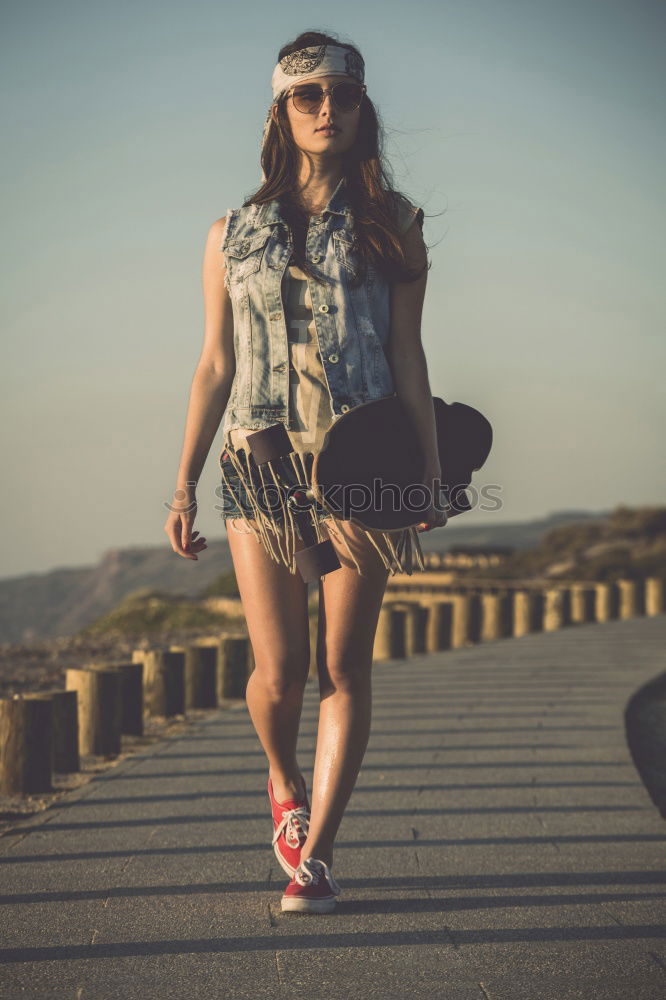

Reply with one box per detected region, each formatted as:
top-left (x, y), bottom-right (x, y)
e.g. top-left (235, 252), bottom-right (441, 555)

top-left (0, 615), bottom-right (665, 998)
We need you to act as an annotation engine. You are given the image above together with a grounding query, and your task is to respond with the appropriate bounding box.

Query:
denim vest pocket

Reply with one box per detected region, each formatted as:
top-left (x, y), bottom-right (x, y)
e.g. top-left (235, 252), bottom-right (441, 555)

top-left (225, 231), bottom-right (271, 285)
top-left (331, 230), bottom-right (357, 276)
top-left (332, 229), bottom-right (376, 287)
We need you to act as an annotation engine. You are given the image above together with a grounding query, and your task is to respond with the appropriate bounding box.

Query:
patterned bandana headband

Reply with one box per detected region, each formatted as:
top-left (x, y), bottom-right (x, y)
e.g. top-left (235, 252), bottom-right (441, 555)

top-left (260, 43), bottom-right (365, 180)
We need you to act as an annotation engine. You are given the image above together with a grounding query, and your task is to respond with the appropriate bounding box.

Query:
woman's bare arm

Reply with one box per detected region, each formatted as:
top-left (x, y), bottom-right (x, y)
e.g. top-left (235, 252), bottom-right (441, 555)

top-left (387, 219), bottom-right (446, 529)
top-left (387, 219), bottom-right (439, 468)
top-left (164, 216), bottom-right (236, 558)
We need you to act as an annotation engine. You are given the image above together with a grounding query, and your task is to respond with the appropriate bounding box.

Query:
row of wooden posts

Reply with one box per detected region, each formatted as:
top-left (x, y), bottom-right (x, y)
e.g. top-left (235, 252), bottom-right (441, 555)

top-left (374, 575), bottom-right (664, 659)
top-left (0, 635), bottom-right (253, 798)
top-left (1, 576), bottom-right (662, 799)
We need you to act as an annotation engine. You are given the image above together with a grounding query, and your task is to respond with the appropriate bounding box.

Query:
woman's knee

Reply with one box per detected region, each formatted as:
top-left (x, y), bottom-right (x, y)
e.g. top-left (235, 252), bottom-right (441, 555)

top-left (315, 654), bottom-right (372, 697)
top-left (248, 657), bottom-right (310, 701)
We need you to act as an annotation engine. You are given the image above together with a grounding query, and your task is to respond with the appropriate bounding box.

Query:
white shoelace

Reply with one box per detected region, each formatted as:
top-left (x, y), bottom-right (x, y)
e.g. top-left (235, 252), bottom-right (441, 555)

top-left (272, 804), bottom-right (310, 849)
top-left (295, 856), bottom-right (341, 895)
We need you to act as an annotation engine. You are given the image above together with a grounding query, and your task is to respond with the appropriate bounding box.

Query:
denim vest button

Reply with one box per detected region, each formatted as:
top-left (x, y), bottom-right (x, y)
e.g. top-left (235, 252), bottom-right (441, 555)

top-left (311, 254), bottom-right (322, 263)
top-left (318, 303), bottom-right (329, 313)
top-left (340, 404), bottom-right (350, 413)
top-left (328, 353), bottom-right (339, 363)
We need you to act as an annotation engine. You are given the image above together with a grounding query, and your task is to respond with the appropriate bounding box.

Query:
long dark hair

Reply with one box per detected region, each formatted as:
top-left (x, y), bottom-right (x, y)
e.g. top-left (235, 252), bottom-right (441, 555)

top-left (242, 29), bottom-right (431, 287)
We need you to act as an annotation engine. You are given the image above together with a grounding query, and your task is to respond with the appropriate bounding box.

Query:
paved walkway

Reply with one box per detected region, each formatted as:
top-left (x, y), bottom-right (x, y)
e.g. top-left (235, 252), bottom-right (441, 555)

top-left (1, 616), bottom-right (665, 1000)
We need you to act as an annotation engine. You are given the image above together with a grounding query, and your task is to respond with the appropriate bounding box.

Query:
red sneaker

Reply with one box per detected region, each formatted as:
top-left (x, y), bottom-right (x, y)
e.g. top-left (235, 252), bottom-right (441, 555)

top-left (267, 774), bottom-right (310, 877)
top-left (281, 856), bottom-right (341, 914)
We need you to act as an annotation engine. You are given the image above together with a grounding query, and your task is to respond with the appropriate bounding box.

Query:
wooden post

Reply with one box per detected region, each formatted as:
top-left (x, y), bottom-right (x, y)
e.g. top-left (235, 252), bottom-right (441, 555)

top-left (645, 577), bottom-right (664, 617)
top-left (543, 588), bottom-right (572, 632)
top-left (425, 601), bottom-right (453, 653)
top-left (570, 584), bottom-right (597, 624)
top-left (513, 590), bottom-right (544, 637)
top-left (217, 635), bottom-right (251, 700)
top-left (133, 650), bottom-right (185, 718)
top-left (451, 592), bottom-right (482, 648)
top-left (51, 690), bottom-right (79, 772)
top-left (182, 646), bottom-right (218, 709)
top-left (480, 591), bottom-right (513, 641)
top-left (308, 614), bottom-right (318, 678)
top-left (0, 695), bottom-right (54, 795)
top-left (404, 603), bottom-right (428, 656)
top-left (23, 691), bottom-right (79, 773)
top-left (65, 668), bottom-right (122, 757)
top-left (595, 581), bottom-right (619, 622)
top-left (373, 604), bottom-right (406, 661)
top-left (617, 578), bottom-right (645, 619)
top-left (88, 661), bottom-right (144, 736)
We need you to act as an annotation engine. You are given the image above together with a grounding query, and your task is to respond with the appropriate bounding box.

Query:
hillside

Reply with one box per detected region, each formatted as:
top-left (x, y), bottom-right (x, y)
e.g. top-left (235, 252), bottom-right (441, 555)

top-left (470, 505), bottom-right (666, 582)
top-left (0, 509), bottom-right (608, 645)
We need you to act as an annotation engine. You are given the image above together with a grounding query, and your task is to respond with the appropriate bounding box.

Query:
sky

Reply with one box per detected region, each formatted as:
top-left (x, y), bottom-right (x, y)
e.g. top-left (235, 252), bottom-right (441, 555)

top-left (1, 0), bottom-right (664, 578)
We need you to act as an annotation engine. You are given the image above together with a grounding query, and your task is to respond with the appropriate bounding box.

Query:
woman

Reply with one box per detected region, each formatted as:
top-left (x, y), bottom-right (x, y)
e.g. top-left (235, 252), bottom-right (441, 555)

top-left (164, 30), bottom-right (447, 914)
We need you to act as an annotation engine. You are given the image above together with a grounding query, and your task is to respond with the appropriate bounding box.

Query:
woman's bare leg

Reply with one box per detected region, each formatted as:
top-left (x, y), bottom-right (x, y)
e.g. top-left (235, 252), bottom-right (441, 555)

top-left (298, 521), bottom-right (390, 867)
top-left (225, 519), bottom-right (310, 803)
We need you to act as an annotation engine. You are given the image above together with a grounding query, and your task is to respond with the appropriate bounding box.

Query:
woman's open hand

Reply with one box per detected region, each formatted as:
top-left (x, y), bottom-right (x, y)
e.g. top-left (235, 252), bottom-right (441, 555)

top-left (415, 463), bottom-right (448, 533)
top-left (164, 482), bottom-right (207, 560)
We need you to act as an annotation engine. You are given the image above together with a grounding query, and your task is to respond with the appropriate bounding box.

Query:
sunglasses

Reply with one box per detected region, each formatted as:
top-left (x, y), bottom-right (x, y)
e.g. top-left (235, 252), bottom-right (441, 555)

top-left (286, 82), bottom-right (367, 115)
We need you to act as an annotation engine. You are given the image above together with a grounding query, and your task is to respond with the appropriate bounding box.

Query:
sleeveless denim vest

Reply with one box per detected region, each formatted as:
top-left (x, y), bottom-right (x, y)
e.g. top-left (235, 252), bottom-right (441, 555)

top-left (219, 175), bottom-right (398, 446)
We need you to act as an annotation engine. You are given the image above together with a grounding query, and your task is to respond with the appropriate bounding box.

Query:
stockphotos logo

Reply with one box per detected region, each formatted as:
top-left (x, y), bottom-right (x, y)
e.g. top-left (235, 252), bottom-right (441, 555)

top-left (208, 476), bottom-right (503, 517)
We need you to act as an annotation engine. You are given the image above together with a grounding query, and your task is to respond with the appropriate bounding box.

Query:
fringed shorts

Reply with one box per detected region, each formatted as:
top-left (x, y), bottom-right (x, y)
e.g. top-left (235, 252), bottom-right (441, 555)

top-left (217, 443), bottom-right (427, 578)
top-left (218, 448), bottom-right (333, 524)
